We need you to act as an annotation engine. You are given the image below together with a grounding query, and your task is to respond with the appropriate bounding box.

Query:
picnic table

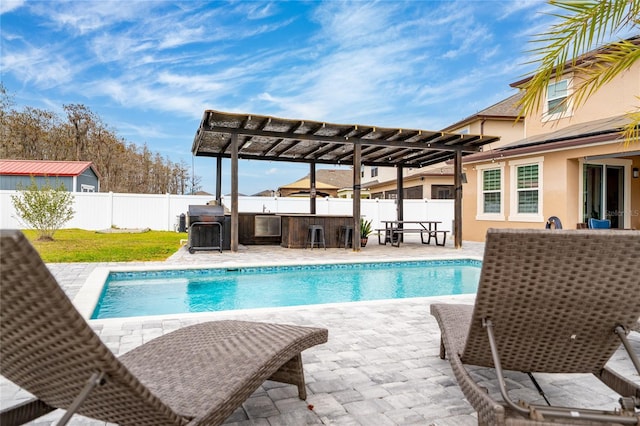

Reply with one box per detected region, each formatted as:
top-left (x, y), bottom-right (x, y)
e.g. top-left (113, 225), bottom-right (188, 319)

top-left (378, 220), bottom-right (447, 247)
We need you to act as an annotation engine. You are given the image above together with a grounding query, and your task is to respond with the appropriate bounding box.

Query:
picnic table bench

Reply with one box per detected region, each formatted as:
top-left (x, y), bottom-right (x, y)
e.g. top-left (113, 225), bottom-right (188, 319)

top-left (377, 221), bottom-right (447, 247)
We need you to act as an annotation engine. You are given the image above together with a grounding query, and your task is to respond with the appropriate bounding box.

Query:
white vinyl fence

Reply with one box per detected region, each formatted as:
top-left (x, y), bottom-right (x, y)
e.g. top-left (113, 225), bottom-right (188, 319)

top-left (1, 190), bottom-right (454, 232)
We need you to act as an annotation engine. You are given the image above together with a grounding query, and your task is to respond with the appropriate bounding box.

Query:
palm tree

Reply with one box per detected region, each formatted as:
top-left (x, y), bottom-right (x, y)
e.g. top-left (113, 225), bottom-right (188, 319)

top-left (518, 0), bottom-right (640, 144)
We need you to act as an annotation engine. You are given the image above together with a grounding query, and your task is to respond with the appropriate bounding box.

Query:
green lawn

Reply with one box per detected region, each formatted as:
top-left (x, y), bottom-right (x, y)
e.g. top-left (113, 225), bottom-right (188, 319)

top-left (22, 229), bottom-right (188, 262)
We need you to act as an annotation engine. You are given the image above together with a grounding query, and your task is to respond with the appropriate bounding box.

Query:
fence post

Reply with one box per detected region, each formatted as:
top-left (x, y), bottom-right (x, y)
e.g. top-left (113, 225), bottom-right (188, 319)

top-left (108, 192), bottom-right (114, 228)
top-left (166, 193), bottom-right (171, 231)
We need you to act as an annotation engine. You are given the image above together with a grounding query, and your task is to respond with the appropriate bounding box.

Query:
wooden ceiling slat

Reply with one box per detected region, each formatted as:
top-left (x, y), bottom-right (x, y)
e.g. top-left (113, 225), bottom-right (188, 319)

top-left (273, 140), bottom-right (301, 157)
top-left (193, 110), bottom-right (501, 167)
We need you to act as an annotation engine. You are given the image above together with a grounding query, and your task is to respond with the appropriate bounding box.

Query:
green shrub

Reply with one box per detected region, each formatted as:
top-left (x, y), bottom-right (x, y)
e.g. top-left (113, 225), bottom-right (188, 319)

top-left (11, 177), bottom-right (75, 241)
top-left (360, 218), bottom-right (373, 238)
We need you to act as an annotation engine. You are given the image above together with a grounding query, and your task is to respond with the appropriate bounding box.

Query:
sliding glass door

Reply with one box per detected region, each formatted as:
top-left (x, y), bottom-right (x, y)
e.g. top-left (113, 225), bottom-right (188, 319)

top-left (583, 164), bottom-right (625, 228)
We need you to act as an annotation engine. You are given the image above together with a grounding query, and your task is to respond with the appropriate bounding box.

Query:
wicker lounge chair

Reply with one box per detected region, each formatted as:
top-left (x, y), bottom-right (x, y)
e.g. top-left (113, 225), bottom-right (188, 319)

top-left (0, 230), bottom-right (328, 426)
top-left (431, 228), bottom-right (640, 425)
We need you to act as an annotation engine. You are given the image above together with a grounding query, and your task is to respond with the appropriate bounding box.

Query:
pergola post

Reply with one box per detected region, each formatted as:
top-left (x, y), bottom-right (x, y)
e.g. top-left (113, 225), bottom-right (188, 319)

top-left (310, 162), bottom-right (316, 214)
top-left (353, 142), bottom-right (362, 251)
top-left (230, 134), bottom-right (239, 252)
top-left (454, 149), bottom-right (463, 249)
top-left (396, 166), bottom-right (404, 241)
top-left (215, 156), bottom-right (222, 203)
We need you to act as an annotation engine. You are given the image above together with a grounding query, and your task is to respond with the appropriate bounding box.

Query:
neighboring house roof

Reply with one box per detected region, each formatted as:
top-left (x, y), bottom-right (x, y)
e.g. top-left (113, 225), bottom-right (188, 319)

top-left (279, 178), bottom-right (339, 190)
top-left (0, 160), bottom-right (98, 178)
top-left (463, 114), bottom-right (636, 163)
top-left (441, 92), bottom-right (524, 132)
top-left (278, 169), bottom-right (352, 190)
top-left (314, 169), bottom-right (352, 188)
top-left (252, 189), bottom-right (277, 197)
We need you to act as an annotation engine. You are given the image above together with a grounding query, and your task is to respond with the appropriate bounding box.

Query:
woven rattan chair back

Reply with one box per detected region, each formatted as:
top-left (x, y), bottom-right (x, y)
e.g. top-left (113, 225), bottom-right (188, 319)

top-left (0, 230), bottom-right (185, 425)
top-left (461, 228), bottom-right (640, 373)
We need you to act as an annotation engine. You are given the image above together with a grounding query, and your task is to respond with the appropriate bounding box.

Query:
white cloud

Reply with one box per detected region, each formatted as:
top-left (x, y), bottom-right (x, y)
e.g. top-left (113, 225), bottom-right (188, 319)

top-left (156, 72), bottom-right (226, 92)
top-left (498, 0), bottom-right (546, 20)
top-left (0, 0), bottom-right (24, 15)
top-left (84, 78), bottom-right (209, 119)
top-left (90, 34), bottom-right (151, 65)
top-left (116, 121), bottom-right (171, 141)
top-left (158, 27), bottom-right (206, 49)
top-left (1, 46), bottom-right (75, 88)
top-left (241, 2), bottom-right (278, 20)
top-left (38, 1), bottom-right (151, 34)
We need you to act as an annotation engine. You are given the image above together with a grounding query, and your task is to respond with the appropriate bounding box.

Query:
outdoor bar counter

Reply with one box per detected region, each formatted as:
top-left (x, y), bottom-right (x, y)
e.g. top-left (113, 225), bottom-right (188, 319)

top-left (279, 214), bottom-right (354, 248)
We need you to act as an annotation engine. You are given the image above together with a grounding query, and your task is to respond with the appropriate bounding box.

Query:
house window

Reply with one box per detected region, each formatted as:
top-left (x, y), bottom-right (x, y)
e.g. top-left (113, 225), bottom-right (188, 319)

top-left (516, 165), bottom-right (539, 213)
top-left (509, 157), bottom-right (544, 222)
top-left (431, 185), bottom-right (454, 199)
top-left (476, 162), bottom-right (505, 221)
top-left (81, 184), bottom-right (95, 192)
top-left (482, 170), bottom-right (501, 212)
top-left (405, 185), bottom-right (423, 199)
top-left (545, 79), bottom-right (571, 120)
top-left (371, 167), bottom-right (378, 178)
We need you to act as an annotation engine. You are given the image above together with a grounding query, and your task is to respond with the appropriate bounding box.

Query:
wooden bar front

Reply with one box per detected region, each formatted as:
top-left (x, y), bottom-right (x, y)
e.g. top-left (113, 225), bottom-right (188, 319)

top-left (279, 214), bottom-right (354, 248)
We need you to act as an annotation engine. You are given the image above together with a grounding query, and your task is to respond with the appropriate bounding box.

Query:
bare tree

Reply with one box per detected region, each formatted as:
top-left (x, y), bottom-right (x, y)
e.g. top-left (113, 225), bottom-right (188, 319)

top-left (1, 88), bottom-right (202, 194)
top-left (3, 107), bottom-right (58, 159)
top-left (63, 104), bottom-right (95, 161)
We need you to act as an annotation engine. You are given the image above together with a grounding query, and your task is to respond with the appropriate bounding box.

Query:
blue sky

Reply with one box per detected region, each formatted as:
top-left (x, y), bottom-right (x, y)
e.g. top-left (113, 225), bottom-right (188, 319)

top-left (1, 0), bottom-right (555, 195)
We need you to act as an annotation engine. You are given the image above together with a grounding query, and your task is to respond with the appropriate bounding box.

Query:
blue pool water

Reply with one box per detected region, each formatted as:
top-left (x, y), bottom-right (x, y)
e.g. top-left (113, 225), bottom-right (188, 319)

top-left (92, 259), bottom-right (481, 319)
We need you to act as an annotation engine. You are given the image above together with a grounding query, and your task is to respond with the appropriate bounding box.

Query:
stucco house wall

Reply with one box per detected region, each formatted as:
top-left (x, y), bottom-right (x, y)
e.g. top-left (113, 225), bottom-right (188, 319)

top-left (463, 141), bottom-right (638, 241)
top-left (520, 61), bottom-right (640, 138)
top-left (469, 119), bottom-right (525, 150)
top-left (462, 37), bottom-right (639, 241)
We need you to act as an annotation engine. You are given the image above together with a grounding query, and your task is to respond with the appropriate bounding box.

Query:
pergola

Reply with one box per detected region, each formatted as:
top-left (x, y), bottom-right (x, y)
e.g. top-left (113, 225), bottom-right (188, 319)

top-left (192, 110), bottom-right (500, 251)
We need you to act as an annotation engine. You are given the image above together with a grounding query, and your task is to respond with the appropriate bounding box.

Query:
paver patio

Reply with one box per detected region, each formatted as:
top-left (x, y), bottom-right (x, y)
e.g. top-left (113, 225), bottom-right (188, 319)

top-left (1, 235), bottom-right (638, 425)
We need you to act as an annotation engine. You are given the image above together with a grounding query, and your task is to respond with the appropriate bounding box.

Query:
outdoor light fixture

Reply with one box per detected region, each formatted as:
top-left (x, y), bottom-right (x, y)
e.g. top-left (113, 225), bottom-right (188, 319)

top-left (634, 167), bottom-right (639, 179)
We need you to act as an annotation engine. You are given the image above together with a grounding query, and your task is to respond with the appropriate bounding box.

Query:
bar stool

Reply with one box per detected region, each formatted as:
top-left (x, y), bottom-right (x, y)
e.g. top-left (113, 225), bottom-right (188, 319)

top-left (307, 225), bottom-right (326, 249)
top-left (339, 225), bottom-right (353, 249)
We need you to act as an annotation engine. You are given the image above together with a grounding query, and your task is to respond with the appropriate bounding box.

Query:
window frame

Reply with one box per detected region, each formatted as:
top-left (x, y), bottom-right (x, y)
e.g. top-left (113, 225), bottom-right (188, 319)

top-left (543, 77), bottom-right (573, 121)
top-left (508, 157), bottom-right (544, 222)
top-left (453, 126), bottom-right (470, 135)
top-left (431, 184), bottom-right (454, 200)
top-left (476, 162), bottom-right (505, 221)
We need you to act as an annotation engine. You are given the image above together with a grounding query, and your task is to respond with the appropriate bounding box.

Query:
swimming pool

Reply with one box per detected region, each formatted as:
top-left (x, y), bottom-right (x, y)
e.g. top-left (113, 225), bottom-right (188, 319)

top-left (91, 259), bottom-right (481, 319)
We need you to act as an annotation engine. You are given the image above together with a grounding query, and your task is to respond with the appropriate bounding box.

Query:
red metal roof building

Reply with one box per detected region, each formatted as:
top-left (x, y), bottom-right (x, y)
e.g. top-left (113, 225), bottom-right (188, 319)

top-left (0, 160), bottom-right (100, 192)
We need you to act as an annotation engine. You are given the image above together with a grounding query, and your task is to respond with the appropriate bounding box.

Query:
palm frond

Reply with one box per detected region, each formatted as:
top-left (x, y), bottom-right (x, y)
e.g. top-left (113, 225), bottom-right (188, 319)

top-left (622, 104), bottom-right (640, 146)
top-left (518, 0), bottom-right (639, 121)
top-left (573, 39), bottom-right (640, 107)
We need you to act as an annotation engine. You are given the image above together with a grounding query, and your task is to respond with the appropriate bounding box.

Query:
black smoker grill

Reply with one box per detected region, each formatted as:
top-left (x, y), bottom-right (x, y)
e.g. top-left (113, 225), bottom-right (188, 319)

top-left (187, 205), bottom-right (231, 253)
